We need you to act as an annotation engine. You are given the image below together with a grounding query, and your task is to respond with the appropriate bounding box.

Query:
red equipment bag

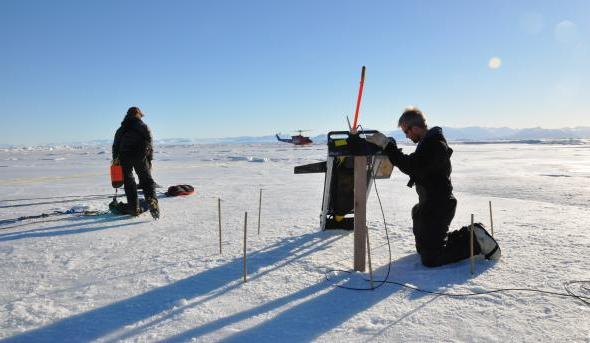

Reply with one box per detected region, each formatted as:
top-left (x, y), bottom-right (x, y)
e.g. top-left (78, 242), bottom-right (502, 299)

top-left (110, 164), bottom-right (124, 188)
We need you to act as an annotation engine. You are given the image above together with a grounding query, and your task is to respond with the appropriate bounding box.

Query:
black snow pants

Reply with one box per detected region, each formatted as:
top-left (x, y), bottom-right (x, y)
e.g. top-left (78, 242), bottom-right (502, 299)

top-left (120, 155), bottom-right (156, 211)
top-left (411, 196), bottom-right (479, 267)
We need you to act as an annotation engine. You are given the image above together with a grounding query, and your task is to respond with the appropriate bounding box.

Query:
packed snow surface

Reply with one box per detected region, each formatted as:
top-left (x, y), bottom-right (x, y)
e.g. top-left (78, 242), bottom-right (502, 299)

top-left (0, 142), bottom-right (589, 342)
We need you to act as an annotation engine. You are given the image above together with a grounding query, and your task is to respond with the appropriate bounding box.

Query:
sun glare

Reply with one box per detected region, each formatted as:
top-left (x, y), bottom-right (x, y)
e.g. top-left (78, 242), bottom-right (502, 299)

top-left (488, 57), bottom-right (502, 70)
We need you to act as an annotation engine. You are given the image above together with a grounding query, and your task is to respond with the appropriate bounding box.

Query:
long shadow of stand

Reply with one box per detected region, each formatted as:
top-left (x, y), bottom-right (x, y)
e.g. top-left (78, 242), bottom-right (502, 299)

top-left (0, 215), bottom-right (141, 242)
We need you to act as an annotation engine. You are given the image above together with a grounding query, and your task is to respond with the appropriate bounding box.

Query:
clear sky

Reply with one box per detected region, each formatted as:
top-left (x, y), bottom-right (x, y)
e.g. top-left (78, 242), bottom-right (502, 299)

top-left (1, 0), bottom-right (588, 144)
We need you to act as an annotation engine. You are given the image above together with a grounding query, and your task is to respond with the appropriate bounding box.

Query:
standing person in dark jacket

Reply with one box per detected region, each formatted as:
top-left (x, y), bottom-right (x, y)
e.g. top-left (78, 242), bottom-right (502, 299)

top-left (112, 106), bottom-right (159, 219)
top-left (367, 107), bottom-right (500, 267)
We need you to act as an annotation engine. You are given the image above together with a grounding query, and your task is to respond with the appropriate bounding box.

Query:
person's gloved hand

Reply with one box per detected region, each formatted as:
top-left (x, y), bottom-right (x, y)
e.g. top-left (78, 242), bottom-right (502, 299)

top-left (111, 158), bottom-right (120, 166)
top-left (366, 132), bottom-right (392, 149)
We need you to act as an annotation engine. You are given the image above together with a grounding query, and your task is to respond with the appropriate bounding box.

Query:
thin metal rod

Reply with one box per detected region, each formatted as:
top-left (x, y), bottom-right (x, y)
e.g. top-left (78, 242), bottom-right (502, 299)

top-left (243, 212), bottom-right (248, 283)
top-left (470, 214), bottom-right (475, 275)
top-left (489, 201), bottom-right (494, 237)
top-left (218, 198), bottom-right (222, 254)
top-left (258, 189), bottom-right (262, 235)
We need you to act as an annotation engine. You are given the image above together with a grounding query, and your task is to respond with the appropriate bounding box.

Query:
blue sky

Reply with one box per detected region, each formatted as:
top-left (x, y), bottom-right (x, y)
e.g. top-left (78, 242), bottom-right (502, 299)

top-left (1, 0), bottom-right (588, 144)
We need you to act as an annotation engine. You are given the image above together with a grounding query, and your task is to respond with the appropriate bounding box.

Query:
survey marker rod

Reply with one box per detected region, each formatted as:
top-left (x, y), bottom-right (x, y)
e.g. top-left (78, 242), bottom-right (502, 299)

top-left (218, 198), bottom-right (222, 254)
top-left (489, 201), bottom-right (494, 237)
top-left (243, 212), bottom-right (248, 283)
top-left (258, 189), bottom-right (262, 235)
top-left (470, 214), bottom-right (475, 275)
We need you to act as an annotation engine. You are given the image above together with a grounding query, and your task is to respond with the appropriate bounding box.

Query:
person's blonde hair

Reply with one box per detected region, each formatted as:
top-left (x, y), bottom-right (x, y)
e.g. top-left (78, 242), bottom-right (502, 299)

top-left (398, 106), bottom-right (427, 128)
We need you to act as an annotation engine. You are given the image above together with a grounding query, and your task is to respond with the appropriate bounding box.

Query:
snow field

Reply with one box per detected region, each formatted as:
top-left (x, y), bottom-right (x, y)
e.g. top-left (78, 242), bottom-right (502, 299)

top-left (0, 143), bottom-right (589, 342)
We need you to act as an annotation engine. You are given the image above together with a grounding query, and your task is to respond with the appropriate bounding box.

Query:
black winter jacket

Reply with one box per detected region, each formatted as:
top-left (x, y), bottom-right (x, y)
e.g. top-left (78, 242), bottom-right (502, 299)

top-left (384, 127), bottom-right (453, 203)
top-left (112, 116), bottom-right (153, 160)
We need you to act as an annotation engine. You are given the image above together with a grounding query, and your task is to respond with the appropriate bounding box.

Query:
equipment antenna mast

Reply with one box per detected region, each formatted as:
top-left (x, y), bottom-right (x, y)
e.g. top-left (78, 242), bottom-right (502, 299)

top-left (351, 66), bottom-right (366, 132)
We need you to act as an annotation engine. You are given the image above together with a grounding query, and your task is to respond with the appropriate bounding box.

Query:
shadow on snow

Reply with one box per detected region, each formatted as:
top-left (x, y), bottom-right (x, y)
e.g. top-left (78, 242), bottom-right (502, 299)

top-left (2, 230), bottom-right (492, 342)
top-left (0, 216), bottom-right (144, 242)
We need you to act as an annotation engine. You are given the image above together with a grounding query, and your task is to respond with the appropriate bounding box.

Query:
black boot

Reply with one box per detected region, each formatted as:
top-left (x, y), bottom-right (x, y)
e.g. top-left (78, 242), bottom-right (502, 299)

top-left (148, 197), bottom-right (160, 220)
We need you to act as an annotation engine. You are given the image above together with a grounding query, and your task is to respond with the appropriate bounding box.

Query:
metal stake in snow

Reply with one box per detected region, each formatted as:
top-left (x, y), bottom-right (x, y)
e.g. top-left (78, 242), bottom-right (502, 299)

top-left (218, 198), bottom-right (222, 254)
top-left (470, 214), bottom-right (475, 275)
top-left (351, 66), bottom-right (366, 133)
top-left (243, 212), bottom-right (248, 283)
top-left (489, 201), bottom-right (494, 237)
top-left (258, 189), bottom-right (262, 235)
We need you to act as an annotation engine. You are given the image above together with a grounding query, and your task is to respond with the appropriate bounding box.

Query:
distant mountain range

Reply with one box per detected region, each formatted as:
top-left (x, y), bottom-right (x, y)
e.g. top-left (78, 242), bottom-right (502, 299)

top-left (192, 126), bottom-right (590, 144)
top-left (2, 127), bottom-right (590, 148)
top-left (423, 126), bottom-right (590, 141)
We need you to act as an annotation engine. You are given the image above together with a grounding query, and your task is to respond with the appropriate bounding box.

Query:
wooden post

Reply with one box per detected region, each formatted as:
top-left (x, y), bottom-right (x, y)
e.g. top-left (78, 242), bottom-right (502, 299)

top-left (470, 214), bottom-right (475, 275)
top-left (258, 189), bottom-right (262, 235)
top-left (366, 228), bottom-right (374, 289)
top-left (353, 156), bottom-right (368, 272)
top-left (243, 212), bottom-right (248, 283)
top-left (489, 201), bottom-right (494, 237)
top-left (218, 198), bottom-right (222, 254)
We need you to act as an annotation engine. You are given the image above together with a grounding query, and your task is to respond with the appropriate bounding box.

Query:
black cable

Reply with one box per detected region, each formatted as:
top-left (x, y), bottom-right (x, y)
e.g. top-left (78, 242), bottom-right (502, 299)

top-left (0, 196), bottom-right (115, 209)
top-left (322, 125), bottom-right (590, 306)
top-left (326, 269), bottom-right (590, 303)
top-left (0, 208), bottom-right (109, 227)
top-left (0, 193), bottom-right (118, 203)
top-left (0, 188), bottom-right (168, 227)
top-left (0, 187), bottom-right (160, 207)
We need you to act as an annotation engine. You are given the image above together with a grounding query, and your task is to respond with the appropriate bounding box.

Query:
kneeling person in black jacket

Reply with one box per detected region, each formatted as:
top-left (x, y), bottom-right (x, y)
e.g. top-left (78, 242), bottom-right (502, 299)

top-left (112, 106), bottom-right (160, 219)
top-left (367, 107), bottom-right (500, 267)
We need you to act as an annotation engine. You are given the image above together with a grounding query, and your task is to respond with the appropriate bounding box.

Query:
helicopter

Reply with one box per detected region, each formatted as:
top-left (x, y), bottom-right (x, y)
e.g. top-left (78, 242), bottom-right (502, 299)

top-left (275, 130), bottom-right (313, 145)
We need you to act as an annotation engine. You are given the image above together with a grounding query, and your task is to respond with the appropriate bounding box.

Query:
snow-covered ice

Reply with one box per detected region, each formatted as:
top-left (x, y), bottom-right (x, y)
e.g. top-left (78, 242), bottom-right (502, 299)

top-left (0, 142), bottom-right (589, 342)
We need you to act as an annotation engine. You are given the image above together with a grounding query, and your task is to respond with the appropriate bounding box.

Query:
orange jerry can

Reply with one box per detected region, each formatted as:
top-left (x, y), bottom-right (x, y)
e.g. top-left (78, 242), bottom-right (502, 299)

top-left (110, 164), bottom-right (124, 188)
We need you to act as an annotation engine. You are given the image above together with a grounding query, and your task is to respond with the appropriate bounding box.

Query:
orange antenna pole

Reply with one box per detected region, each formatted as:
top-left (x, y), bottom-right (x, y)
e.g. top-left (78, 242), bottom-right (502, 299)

top-left (352, 66), bottom-right (366, 132)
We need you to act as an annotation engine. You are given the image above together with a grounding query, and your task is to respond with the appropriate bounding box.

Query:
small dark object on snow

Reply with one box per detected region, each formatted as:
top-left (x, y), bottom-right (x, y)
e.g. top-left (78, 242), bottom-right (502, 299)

top-left (165, 185), bottom-right (195, 197)
top-left (109, 198), bottom-right (149, 216)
